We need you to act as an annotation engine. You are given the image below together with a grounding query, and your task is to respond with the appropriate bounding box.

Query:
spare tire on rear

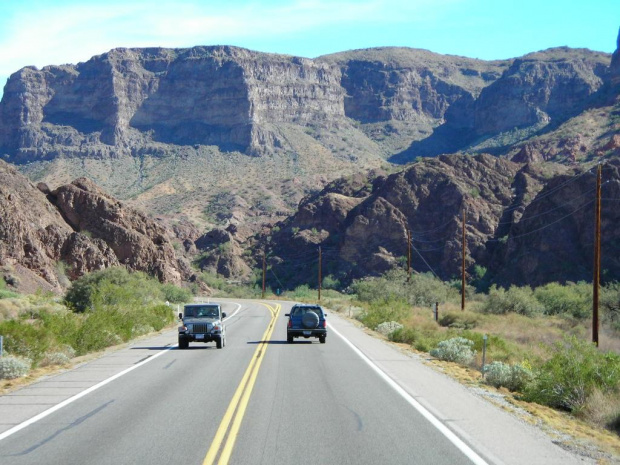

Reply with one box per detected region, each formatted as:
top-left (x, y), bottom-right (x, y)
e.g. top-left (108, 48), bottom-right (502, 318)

top-left (302, 311), bottom-right (320, 329)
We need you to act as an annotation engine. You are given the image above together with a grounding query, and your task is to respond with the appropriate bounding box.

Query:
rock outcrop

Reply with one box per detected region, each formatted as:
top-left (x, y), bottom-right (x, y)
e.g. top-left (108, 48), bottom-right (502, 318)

top-left (265, 154), bottom-right (620, 287)
top-left (473, 48), bottom-right (609, 136)
top-left (0, 160), bottom-right (190, 293)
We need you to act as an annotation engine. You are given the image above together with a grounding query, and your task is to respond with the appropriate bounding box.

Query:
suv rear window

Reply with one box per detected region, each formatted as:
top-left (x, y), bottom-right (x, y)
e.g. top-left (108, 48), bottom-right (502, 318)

top-left (291, 306), bottom-right (322, 316)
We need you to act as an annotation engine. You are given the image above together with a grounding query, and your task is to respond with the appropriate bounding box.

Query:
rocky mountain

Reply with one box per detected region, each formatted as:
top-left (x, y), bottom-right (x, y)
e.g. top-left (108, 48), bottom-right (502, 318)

top-left (1, 30), bottom-right (619, 290)
top-left (263, 154), bottom-right (620, 288)
top-left (1, 41), bottom-right (615, 228)
top-left (0, 160), bottom-right (191, 293)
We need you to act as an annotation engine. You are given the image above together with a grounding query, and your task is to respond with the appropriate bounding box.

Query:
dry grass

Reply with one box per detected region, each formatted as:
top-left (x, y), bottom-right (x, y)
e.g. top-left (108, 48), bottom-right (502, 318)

top-left (580, 389), bottom-right (620, 434)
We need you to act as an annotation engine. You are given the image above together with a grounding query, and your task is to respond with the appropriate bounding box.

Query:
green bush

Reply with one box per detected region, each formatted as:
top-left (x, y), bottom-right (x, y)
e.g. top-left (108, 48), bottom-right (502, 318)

top-left (289, 284), bottom-right (314, 300)
top-left (389, 326), bottom-right (444, 352)
top-left (430, 337), bottom-right (476, 365)
top-left (0, 289), bottom-right (21, 299)
top-left (0, 355), bottom-right (31, 379)
top-left (523, 336), bottom-right (620, 412)
top-left (0, 319), bottom-right (52, 365)
top-left (601, 282), bottom-right (620, 331)
top-left (358, 299), bottom-right (409, 330)
top-left (481, 285), bottom-right (544, 316)
top-left (352, 270), bottom-right (458, 307)
top-left (322, 275), bottom-right (341, 290)
top-left (65, 267), bottom-right (163, 312)
top-left (534, 282), bottom-right (591, 319)
top-left (161, 284), bottom-right (193, 304)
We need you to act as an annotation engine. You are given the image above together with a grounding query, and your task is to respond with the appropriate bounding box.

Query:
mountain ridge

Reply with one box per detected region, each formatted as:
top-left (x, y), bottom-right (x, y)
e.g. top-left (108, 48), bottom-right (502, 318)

top-left (0, 31), bottom-right (619, 290)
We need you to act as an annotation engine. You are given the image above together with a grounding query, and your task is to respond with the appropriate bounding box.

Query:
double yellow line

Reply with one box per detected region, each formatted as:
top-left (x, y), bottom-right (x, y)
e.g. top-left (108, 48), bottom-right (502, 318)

top-left (203, 302), bottom-right (281, 465)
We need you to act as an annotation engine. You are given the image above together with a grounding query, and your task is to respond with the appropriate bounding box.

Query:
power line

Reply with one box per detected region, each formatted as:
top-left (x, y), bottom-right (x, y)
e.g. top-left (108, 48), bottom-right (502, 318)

top-left (492, 199), bottom-right (594, 241)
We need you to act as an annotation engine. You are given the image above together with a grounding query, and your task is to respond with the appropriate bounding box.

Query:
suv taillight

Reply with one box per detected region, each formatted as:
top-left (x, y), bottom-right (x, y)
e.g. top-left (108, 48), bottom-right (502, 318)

top-left (322, 319), bottom-right (327, 328)
top-left (288, 319), bottom-right (292, 328)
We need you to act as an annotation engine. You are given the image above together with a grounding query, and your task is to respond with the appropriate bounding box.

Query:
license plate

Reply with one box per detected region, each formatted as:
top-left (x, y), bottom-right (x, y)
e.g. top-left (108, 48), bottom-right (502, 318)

top-left (195, 334), bottom-right (205, 340)
top-left (303, 331), bottom-right (312, 336)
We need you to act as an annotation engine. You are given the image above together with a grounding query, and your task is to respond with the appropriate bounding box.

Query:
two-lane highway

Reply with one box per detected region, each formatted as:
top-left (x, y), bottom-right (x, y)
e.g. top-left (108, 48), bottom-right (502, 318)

top-left (0, 299), bottom-right (587, 465)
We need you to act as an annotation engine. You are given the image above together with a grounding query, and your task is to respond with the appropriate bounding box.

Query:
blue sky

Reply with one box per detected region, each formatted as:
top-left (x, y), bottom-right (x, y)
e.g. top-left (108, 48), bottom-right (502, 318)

top-left (0, 0), bottom-right (618, 92)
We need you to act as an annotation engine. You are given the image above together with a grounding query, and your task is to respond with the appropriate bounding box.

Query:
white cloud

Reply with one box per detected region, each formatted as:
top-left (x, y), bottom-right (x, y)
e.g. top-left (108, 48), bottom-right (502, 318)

top-left (0, 0), bottom-right (457, 88)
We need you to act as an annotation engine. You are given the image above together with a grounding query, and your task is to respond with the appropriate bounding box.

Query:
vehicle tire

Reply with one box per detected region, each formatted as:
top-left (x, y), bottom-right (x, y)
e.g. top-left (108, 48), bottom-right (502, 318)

top-left (319, 336), bottom-right (326, 344)
top-left (216, 337), bottom-right (223, 349)
top-left (178, 338), bottom-right (189, 350)
top-left (301, 311), bottom-right (319, 329)
top-left (287, 335), bottom-right (294, 343)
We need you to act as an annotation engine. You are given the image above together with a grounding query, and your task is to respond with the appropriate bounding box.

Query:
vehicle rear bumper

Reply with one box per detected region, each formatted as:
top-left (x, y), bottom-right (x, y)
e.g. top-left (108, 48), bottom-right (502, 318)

top-left (287, 329), bottom-right (327, 338)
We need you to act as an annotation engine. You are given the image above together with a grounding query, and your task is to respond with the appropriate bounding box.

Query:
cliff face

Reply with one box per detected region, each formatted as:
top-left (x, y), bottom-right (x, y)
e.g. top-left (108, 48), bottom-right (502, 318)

top-left (473, 48), bottom-right (609, 136)
top-left (0, 160), bottom-right (190, 293)
top-left (0, 44), bottom-right (612, 165)
top-left (0, 46), bottom-right (347, 160)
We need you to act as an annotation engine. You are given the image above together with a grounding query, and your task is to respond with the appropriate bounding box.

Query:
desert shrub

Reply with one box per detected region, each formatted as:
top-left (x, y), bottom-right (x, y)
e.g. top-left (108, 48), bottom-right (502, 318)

top-left (352, 270), bottom-right (457, 307)
top-left (0, 286), bottom-right (20, 299)
top-left (389, 326), bottom-right (445, 352)
top-left (0, 355), bottom-right (31, 379)
top-left (161, 284), bottom-right (193, 304)
top-left (375, 321), bottom-right (403, 336)
top-left (0, 276), bottom-right (19, 299)
top-left (430, 337), bottom-right (476, 365)
top-left (523, 336), bottom-right (620, 412)
top-left (322, 275), bottom-right (341, 290)
top-left (579, 388), bottom-right (620, 433)
top-left (74, 310), bottom-right (123, 355)
top-left (389, 326), bottom-right (421, 345)
top-left (289, 284), bottom-right (314, 300)
top-left (65, 267), bottom-right (163, 312)
top-left (483, 361), bottom-right (511, 387)
top-left (409, 273), bottom-right (460, 307)
top-left (358, 299), bottom-right (409, 330)
top-left (601, 282), bottom-right (620, 331)
top-left (484, 361), bottom-right (533, 392)
top-left (534, 282), bottom-right (591, 319)
top-left (0, 319), bottom-right (52, 365)
top-left (439, 311), bottom-right (481, 329)
top-left (38, 310), bottom-right (81, 349)
top-left (481, 285), bottom-right (544, 316)
top-left (200, 271), bottom-right (227, 291)
top-left (39, 351), bottom-right (72, 367)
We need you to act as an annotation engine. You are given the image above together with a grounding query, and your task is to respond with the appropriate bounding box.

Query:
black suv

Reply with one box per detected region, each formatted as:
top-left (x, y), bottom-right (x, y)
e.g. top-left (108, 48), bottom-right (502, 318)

top-left (285, 304), bottom-right (327, 343)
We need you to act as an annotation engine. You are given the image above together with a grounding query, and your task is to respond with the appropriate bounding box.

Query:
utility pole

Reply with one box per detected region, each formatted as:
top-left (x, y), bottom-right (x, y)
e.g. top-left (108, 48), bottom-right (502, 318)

top-left (262, 251), bottom-right (266, 299)
top-left (318, 246), bottom-right (322, 301)
top-left (407, 227), bottom-right (412, 282)
top-left (461, 206), bottom-right (466, 311)
top-left (593, 164), bottom-right (602, 347)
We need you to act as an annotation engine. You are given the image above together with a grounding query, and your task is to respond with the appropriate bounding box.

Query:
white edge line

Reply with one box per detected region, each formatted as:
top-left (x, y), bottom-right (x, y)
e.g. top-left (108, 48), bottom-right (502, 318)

top-left (0, 346), bottom-right (173, 441)
top-left (0, 302), bottom-right (243, 442)
top-left (328, 322), bottom-right (490, 465)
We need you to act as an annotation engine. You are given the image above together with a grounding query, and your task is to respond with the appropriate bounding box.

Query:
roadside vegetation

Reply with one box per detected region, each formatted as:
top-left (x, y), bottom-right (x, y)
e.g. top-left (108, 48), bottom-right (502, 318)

top-left (0, 267), bottom-right (191, 380)
top-left (280, 269), bottom-right (620, 439)
top-left (1, 266), bottom-right (619, 444)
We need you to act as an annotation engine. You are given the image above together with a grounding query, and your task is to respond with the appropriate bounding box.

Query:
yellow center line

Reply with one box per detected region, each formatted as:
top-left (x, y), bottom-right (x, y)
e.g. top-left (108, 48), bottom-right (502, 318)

top-left (203, 303), bottom-right (281, 465)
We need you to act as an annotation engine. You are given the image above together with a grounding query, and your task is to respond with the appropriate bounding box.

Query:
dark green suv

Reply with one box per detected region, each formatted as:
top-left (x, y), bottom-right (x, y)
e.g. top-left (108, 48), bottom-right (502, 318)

top-left (285, 304), bottom-right (327, 343)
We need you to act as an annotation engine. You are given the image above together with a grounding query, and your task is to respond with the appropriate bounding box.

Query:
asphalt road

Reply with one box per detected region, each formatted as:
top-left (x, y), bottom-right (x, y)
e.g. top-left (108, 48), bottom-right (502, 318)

top-left (0, 299), bottom-right (588, 465)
